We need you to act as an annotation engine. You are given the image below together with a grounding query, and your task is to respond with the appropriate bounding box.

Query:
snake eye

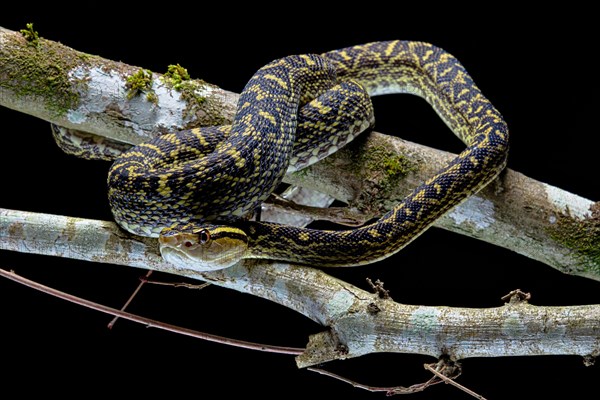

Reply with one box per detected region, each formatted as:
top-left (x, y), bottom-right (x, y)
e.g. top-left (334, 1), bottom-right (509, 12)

top-left (198, 229), bottom-right (211, 245)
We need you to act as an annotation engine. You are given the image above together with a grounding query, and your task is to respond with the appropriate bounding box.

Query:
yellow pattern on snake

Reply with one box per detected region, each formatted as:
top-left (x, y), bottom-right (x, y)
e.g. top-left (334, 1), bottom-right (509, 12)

top-left (107, 41), bottom-right (509, 271)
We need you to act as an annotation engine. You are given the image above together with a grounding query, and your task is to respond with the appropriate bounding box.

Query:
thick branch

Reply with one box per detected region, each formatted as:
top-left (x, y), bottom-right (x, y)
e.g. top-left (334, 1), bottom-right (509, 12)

top-left (1, 208), bottom-right (599, 367)
top-left (0, 26), bottom-right (237, 144)
top-left (1, 25), bottom-right (597, 280)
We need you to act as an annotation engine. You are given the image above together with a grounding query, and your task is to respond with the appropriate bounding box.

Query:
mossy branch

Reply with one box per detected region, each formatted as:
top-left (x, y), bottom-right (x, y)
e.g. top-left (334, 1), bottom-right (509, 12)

top-left (0, 26), bottom-right (236, 145)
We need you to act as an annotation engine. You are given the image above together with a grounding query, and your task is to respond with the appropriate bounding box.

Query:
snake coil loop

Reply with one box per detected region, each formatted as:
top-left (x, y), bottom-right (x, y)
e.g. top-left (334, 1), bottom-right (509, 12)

top-left (106, 41), bottom-right (508, 270)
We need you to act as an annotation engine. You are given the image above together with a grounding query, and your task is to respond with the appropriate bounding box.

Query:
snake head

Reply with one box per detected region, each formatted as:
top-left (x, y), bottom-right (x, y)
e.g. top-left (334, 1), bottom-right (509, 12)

top-left (159, 223), bottom-right (249, 271)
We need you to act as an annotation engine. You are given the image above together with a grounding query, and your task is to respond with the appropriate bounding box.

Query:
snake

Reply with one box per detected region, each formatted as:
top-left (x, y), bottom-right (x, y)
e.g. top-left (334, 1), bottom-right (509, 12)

top-left (103, 41), bottom-right (509, 271)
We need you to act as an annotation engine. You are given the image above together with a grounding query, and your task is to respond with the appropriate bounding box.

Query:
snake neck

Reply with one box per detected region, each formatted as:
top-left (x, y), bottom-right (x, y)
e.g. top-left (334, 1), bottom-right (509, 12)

top-left (241, 152), bottom-right (506, 268)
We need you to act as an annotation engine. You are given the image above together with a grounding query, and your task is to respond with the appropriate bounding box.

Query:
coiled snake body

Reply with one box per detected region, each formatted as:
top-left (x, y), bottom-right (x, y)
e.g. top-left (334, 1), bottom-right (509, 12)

top-left (106, 41), bottom-right (509, 270)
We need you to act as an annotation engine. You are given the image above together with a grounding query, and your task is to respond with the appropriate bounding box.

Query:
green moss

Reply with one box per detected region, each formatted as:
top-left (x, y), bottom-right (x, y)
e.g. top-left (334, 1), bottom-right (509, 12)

top-left (0, 30), bottom-right (82, 116)
top-left (177, 80), bottom-right (206, 106)
top-left (145, 91), bottom-right (158, 104)
top-left (20, 23), bottom-right (39, 46)
top-left (160, 64), bottom-right (209, 119)
top-left (548, 203), bottom-right (600, 277)
top-left (162, 63), bottom-right (190, 89)
top-left (125, 68), bottom-right (153, 100)
top-left (177, 80), bottom-right (213, 119)
top-left (364, 146), bottom-right (415, 178)
top-left (355, 143), bottom-right (416, 188)
top-left (344, 138), bottom-right (418, 213)
top-left (289, 165), bottom-right (310, 179)
top-left (338, 136), bottom-right (419, 215)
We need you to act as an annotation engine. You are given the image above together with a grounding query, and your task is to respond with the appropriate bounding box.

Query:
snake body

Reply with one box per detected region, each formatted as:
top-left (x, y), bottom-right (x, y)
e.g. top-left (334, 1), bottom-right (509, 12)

top-left (108, 55), bottom-right (373, 237)
top-left (107, 41), bottom-right (509, 270)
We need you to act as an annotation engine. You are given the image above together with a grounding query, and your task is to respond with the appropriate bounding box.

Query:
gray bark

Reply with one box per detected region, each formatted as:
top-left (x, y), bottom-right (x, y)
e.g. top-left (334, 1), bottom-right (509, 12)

top-left (1, 208), bottom-right (598, 367)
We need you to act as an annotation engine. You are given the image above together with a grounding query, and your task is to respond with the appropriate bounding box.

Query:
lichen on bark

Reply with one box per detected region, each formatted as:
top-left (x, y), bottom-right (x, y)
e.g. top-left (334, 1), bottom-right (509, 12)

top-left (346, 135), bottom-right (419, 213)
top-left (0, 26), bottom-right (235, 142)
top-left (547, 202), bottom-right (600, 277)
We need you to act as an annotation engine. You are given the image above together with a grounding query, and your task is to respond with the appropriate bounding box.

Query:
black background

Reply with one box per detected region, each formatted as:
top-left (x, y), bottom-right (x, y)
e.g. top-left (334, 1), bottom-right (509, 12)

top-left (1, 7), bottom-right (598, 399)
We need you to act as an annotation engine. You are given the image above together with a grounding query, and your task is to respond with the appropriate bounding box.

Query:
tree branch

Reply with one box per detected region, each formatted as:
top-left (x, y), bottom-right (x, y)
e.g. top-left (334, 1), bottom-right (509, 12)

top-left (1, 25), bottom-right (599, 370)
top-left (1, 25), bottom-right (597, 281)
top-left (0, 26), bottom-right (237, 144)
top-left (1, 208), bottom-right (599, 367)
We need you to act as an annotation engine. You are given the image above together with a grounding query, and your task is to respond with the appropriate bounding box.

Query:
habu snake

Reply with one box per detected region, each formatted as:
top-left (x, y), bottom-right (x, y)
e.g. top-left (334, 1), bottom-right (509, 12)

top-left (98, 41), bottom-right (509, 270)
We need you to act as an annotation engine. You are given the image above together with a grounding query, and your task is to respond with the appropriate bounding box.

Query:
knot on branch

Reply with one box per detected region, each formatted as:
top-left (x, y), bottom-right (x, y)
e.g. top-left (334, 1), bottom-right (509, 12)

top-left (583, 354), bottom-right (596, 367)
top-left (501, 289), bottom-right (531, 304)
top-left (366, 302), bottom-right (381, 315)
top-left (366, 277), bottom-right (392, 300)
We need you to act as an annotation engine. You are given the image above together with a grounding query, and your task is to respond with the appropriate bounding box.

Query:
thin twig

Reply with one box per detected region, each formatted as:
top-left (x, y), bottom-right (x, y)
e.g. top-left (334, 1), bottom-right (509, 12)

top-left (0, 267), bottom-right (304, 355)
top-left (141, 278), bottom-right (211, 290)
top-left (267, 193), bottom-right (368, 226)
top-left (423, 363), bottom-right (487, 400)
top-left (307, 367), bottom-right (441, 395)
top-left (108, 272), bottom-right (211, 329)
top-left (308, 360), bottom-right (486, 397)
top-left (107, 270), bottom-right (153, 329)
